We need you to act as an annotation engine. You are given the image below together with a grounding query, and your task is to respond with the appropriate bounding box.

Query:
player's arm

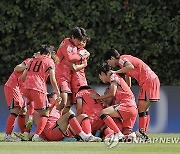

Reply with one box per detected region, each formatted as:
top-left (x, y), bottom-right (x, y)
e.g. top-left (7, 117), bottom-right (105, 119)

top-left (103, 97), bottom-right (114, 107)
top-left (76, 98), bottom-right (83, 116)
top-left (89, 83), bottom-right (117, 100)
top-left (68, 59), bottom-right (87, 72)
top-left (60, 45), bottom-right (82, 62)
top-left (49, 69), bottom-right (61, 99)
top-left (111, 61), bottom-right (134, 74)
top-left (21, 68), bottom-right (27, 81)
top-left (125, 75), bottom-right (131, 87)
top-left (14, 62), bottom-right (26, 72)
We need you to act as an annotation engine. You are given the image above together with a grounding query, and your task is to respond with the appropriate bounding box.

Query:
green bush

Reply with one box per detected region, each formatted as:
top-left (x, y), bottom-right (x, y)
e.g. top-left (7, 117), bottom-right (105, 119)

top-left (0, 0), bottom-right (179, 85)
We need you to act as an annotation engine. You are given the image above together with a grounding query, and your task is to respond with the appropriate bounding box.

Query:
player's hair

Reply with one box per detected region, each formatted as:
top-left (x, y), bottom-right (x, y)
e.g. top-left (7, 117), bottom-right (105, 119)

top-left (51, 51), bottom-right (59, 64)
top-left (71, 27), bottom-right (90, 43)
top-left (104, 48), bottom-right (120, 61)
top-left (97, 63), bottom-right (112, 75)
top-left (78, 86), bottom-right (92, 92)
top-left (38, 44), bottom-right (54, 55)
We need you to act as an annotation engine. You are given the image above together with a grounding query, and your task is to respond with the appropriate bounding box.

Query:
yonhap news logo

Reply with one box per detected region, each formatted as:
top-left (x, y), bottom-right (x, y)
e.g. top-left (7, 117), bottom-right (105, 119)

top-left (104, 135), bottom-right (180, 148)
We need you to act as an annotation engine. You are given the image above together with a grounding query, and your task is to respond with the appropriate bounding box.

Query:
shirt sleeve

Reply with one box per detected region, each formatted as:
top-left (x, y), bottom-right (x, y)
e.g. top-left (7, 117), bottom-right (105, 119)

top-left (58, 44), bottom-right (82, 62)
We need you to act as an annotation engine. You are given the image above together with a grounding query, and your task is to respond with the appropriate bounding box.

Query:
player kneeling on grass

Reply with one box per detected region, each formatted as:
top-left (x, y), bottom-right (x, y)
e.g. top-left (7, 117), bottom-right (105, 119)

top-left (15, 92), bottom-right (101, 142)
top-left (89, 63), bottom-right (138, 142)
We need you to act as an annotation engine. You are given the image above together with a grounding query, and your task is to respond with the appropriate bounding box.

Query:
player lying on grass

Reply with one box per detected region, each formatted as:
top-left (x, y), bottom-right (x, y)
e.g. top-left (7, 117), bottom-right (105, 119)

top-left (76, 86), bottom-right (104, 136)
top-left (89, 63), bottom-right (138, 141)
top-left (15, 92), bottom-right (101, 142)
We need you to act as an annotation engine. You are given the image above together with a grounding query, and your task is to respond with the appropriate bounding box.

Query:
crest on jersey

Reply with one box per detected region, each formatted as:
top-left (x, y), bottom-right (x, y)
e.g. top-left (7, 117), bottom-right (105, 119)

top-left (67, 46), bottom-right (73, 52)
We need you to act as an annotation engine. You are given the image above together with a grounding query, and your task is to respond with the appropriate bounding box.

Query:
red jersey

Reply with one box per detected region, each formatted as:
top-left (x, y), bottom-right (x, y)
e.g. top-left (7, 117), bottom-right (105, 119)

top-left (48, 105), bottom-right (61, 123)
top-left (23, 55), bottom-right (55, 94)
top-left (110, 73), bottom-right (136, 107)
top-left (119, 55), bottom-right (158, 86)
top-left (56, 38), bottom-right (82, 82)
top-left (5, 58), bottom-right (32, 88)
top-left (71, 48), bottom-right (88, 89)
top-left (76, 89), bottom-right (103, 121)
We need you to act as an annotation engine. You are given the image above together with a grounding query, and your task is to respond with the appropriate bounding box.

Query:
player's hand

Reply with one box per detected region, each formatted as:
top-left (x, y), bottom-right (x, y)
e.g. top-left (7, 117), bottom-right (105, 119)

top-left (82, 59), bottom-right (87, 67)
top-left (55, 97), bottom-right (62, 105)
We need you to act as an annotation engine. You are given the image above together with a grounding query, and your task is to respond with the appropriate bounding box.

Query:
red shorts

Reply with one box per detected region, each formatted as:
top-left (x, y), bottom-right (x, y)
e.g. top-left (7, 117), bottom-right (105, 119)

top-left (4, 85), bottom-right (25, 109)
top-left (139, 77), bottom-right (160, 101)
top-left (58, 79), bottom-right (72, 93)
top-left (43, 121), bottom-right (65, 141)
top-left (90, 118), bottom-right (104, 134)
top-left (23, 89), bottom-right (50, 110)
top-left (114, 105), bottom-right (138, 129)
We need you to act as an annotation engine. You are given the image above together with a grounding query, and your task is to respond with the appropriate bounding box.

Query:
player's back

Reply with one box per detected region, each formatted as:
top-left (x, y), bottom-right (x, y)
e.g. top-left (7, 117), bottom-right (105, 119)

top-left (119, 55), bottom-right (158, 86)
top-left (24, 55), bottom-right (55, 93)
top-left (77, 89), bottom-right (103, 120)
top-left (110, 73), bottom-right (136, 107)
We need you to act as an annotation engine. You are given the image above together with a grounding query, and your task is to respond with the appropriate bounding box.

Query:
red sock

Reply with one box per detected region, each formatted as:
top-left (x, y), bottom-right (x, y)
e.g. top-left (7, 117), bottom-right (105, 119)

top-left (28, 102), bottom-right (34, 115)
top-left (69, 117), bottom-right (82, 135)
top-left (35, 116), bottom-right (48, 135)
top-left (103, 115), bottom-right (120, 133)
top-left (67, 129), bottom-right (74, 138)
top-left (6, 114), bottom-right (17, 134)
top-left (104, 127), bottom-right (114, 136)
top-left (145, 115), bottom-right (150, 132)
top-left (17, 115), bottom-right (25, 133)
top-left (81, 118), bottom-right (91, 134)
top-left (139, 116), bottom-right (147, 131)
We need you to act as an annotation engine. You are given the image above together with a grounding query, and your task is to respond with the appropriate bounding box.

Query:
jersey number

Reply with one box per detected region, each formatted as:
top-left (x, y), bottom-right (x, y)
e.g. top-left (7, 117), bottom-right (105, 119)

top-left (27, 61), bottom-right (42, 72)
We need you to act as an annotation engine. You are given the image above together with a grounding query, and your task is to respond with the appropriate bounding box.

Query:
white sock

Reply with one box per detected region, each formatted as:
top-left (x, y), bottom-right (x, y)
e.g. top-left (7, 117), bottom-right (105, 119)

top-left (79, 131), bottom-right (90, 140)
top-left (28, 115), bottom-right (33, 121)
top-left (5, 134), bottom-right (11, 138)
top-left (117, 131), bottom-right (124, 136)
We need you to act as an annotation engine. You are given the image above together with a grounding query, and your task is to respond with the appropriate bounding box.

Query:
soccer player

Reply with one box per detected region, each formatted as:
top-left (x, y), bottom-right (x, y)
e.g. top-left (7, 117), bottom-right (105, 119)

top-left (4, 56), bottom-right (33, 141)
top-left (89, 63), bottom-right (138, 141)
top-left (76, 86), bottom-right (104, 135)
top-left (21, 44), bottom-right (61, 141)
top-left (70, 42), bottom-right (90, 104)
top-left (104, 48), bottom-right (160, 139)
top-left (55, 27), bottom-right (90, 114)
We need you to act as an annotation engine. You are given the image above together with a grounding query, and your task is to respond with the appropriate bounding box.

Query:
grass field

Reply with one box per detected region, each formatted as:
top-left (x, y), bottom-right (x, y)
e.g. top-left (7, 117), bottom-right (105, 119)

top-left (0, 133), bottom-right (180, 154)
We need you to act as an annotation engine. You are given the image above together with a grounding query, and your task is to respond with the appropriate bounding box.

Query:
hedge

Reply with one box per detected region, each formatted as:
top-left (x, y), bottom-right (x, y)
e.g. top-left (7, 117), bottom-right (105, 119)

top-left (0, 0), bottom-right (179, 85)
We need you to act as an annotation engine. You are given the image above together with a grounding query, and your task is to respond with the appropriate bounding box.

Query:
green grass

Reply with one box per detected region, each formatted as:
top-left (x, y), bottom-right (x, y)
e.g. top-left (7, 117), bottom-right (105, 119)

top-left (0, 133), bottom-right (180, 154)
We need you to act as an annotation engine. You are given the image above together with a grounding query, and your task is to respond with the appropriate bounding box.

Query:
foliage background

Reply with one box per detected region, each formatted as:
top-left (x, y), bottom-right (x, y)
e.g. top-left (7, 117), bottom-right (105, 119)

top-left (0, 0), bottom-right (179, 85)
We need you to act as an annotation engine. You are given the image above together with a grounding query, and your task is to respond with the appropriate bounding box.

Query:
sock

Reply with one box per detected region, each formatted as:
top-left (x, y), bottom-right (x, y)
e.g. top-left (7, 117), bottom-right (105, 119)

top-left (100, 114), bottom-right (120, 133)
top-left (28, 102), bottom-right (34, 115)
top-left (145, 112), bottom-right (150, 132)
top-left (67, 129), bottom-right (74, 138)
top-left (5, 113), bottom-right (17, 135)
top-left (35, 116), bottom-right (48, 135)
top-left (114, 118), bottom-right (123, 132)
top-left (68, 114), bottom-right (82, 135)
top-left (104, 127), bottom-right (114, 136)
top-left (81, 118), bottom-right (91, 134)
top-left (79, 131), bottom-right (90, 140)
top-left (17, 115), bottom-right (25, 133)
top-left (139, 112), bottom-right (147, 131)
